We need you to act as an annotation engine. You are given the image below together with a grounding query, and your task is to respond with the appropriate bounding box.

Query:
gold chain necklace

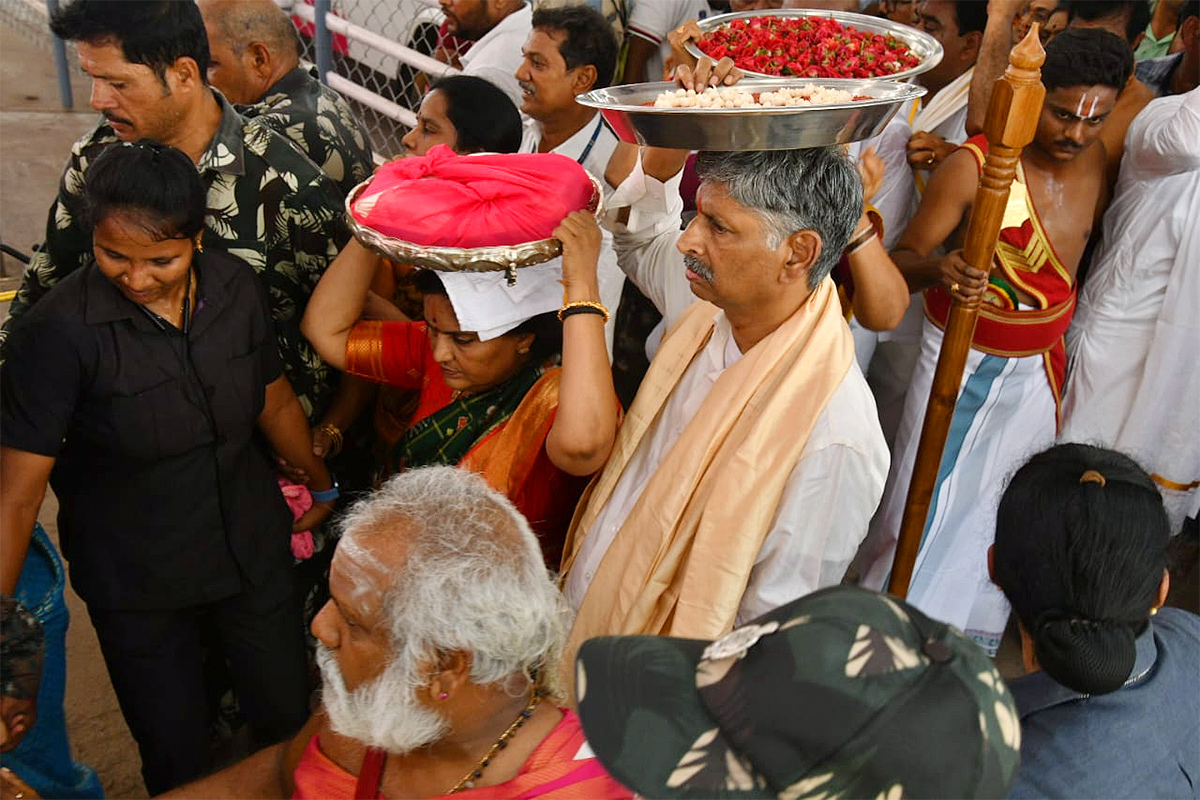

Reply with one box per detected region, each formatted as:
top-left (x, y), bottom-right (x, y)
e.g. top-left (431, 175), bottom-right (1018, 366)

top-left (446, 689), bottom-right (542, 794)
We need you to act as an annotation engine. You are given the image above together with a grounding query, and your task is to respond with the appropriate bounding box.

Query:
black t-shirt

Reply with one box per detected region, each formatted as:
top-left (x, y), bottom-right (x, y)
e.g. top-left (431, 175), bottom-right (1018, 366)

top-left (1, 250), bottom-right (292, 610)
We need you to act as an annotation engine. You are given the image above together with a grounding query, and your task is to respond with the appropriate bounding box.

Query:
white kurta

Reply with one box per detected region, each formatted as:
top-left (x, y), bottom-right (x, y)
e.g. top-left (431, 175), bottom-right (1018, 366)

top-left (626, 0), bottom-right (712, 82)
top-left (459, 4), bottom-right (532, 110)
top-left (520, 113), bottom-right (623, 353)
top-left (564, 162), bottom-right (890, 625)
top-left (1061, 87), bottom-right (1200, 530)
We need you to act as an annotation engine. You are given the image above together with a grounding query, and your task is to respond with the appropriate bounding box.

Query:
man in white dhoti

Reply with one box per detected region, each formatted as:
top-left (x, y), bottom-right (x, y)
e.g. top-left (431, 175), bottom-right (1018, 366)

top-left (854, 29), bottom-right (1133, 655)
top-left (1061, 86), bottom-right (1200, 533)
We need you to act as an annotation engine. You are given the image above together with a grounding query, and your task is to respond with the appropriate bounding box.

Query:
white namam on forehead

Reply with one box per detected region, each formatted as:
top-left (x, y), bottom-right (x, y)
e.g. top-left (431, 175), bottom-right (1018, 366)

top-left (329, 529), bottom-right (392, 610)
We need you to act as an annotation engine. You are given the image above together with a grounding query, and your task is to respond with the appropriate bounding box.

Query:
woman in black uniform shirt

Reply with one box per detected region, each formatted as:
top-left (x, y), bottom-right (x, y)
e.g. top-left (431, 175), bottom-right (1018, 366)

top-left (0, 141), bottom-right (334, 794)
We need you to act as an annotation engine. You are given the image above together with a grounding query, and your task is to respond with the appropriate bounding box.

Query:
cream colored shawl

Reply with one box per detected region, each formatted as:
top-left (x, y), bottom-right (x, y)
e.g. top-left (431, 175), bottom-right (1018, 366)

top-left (559, 279), bottom-right (853, 674)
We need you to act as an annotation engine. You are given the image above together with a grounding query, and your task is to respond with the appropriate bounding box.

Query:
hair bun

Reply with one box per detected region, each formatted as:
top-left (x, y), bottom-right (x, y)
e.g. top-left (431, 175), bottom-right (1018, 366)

top-left (1033, 616), bottom-right (1136, 695)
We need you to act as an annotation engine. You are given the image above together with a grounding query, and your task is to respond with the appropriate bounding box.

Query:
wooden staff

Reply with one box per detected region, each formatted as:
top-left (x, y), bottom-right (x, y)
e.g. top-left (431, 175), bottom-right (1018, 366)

top-left (888, 27), bottom-right (1046, 598)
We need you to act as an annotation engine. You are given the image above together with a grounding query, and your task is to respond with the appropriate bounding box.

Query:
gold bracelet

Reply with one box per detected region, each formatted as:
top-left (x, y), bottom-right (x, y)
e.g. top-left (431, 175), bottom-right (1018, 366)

top-left (318, 422), bottom-right (343, 457)
top-left (557, 300), bottom-right (610, 323)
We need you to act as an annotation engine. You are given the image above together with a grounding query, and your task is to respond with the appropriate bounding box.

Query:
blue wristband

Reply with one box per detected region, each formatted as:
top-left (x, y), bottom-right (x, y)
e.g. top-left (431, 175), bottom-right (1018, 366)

top-left (310, 480), bottom-right (340, 504)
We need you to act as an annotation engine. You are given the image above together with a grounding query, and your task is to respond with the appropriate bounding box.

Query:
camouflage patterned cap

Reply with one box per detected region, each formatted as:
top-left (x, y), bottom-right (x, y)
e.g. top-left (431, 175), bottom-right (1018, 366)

top-left (576, 585), bottom-right (1021, 799)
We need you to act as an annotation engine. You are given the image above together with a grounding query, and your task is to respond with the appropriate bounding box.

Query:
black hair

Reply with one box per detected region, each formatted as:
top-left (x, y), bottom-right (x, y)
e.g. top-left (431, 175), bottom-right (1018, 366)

top-left (992, 443), bottom-right (1169, 696)
top-left (1068, 0), bottom-right (1152, 44)
top-left (531, 5), bottom-right (619, 90)
top-left (84, 140), bottom-right (206, 241)
top-left (1183, 0), bottom-right (1200, 27)
top-left (1042, 27), bottom-right (1134, 92)
top-left (426, 75), bottom-right (522, 155)
top-left (50, 0), bottom-right (210, 84)
top-left (414, 270), bottom-right (562, 365)
top-left (953, 0), bottom-right (988, 36)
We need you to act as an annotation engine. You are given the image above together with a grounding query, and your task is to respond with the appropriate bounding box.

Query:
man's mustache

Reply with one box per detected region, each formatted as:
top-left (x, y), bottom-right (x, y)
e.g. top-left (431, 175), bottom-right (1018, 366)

top-left (104, 112), bottom-right (134, 127)
top-left (684, 253), bottom-right (713, 283)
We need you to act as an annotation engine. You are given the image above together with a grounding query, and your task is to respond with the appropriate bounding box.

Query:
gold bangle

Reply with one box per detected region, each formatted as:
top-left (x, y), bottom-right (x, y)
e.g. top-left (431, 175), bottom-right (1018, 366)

top-left (318, 422), bottom-right (343, 457)
top-left (557, 300), bottom-right (610, 323)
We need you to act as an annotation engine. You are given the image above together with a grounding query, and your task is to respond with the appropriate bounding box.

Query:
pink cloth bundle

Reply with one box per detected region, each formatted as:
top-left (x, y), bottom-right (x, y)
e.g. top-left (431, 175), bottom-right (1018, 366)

top-left (278, 477), bottom-right (315, 560)
top-left (349, 145), bottom-right (596, 248)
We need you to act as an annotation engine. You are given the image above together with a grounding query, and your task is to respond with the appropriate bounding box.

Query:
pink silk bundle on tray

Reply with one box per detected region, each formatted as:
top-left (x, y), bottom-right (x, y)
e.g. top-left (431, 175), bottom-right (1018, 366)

top-left (350, 145), bottom-right (597, 248)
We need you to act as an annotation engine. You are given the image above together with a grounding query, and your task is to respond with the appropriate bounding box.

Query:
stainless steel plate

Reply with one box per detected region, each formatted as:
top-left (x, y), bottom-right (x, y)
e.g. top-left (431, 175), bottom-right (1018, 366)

top-left (685, 9), bottom-right (942, 83)
top-left (576, 78), bottom-right (926, 151)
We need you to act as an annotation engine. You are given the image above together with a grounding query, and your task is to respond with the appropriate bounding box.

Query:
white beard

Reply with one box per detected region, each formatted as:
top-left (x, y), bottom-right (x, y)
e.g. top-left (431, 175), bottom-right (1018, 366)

top-left (316, 644), bottom-right (450, 754)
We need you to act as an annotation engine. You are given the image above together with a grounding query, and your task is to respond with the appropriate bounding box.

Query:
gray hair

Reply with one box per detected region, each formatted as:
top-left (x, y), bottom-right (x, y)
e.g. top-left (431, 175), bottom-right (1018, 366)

top-left (336, 466), bottom-right (570, 699)
top-left (694, 148), bottom-right (862, 290)
top-left (205, 0), bottom-right (300, 58)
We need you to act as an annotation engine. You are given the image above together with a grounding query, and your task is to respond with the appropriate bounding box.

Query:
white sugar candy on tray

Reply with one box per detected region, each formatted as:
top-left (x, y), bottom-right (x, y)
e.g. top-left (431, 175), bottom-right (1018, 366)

top-left (652, 84), bottom-right (856, 109)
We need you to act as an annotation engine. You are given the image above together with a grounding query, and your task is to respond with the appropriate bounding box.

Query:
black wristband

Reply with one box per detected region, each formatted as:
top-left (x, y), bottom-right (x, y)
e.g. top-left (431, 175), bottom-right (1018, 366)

top-left (558, 304), bottom-right (608, 321)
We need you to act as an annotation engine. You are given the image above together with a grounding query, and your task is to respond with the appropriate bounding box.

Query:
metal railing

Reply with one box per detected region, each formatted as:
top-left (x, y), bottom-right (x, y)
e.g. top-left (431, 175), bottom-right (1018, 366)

top-left (293, 0), bottom-right (465, 158)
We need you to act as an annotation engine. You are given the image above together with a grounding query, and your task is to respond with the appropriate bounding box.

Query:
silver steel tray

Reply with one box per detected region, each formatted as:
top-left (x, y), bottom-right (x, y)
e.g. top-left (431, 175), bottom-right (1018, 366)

top-left (576, 78), bottom-right (926, 151)
top-left (685, 9), bottom-right (942, 83)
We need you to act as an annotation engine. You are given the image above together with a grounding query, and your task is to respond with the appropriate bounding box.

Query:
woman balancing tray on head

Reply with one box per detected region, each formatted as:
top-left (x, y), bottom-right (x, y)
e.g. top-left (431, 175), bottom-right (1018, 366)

top-left (302, 147), bottom-right (620, 569)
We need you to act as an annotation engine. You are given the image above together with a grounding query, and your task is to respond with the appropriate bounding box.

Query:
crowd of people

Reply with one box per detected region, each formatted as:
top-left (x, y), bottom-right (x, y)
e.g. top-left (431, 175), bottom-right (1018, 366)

top-left (0, 0), bottom-right (1196, 798)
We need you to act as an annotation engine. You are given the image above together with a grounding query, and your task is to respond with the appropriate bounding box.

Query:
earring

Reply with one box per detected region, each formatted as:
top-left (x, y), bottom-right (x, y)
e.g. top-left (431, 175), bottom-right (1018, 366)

top-left (438, 692), bottom-right (449, 700)
top-left (195, 239), bottom-right (204, 253)
top-left (517, 347), bottom-right (530, 355)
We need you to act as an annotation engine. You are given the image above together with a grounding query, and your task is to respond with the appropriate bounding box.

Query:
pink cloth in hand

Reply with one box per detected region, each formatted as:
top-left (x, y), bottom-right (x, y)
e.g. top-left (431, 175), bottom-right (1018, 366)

top-left (350, 145), bottom-right (597, 248)
top-left (278, 477), bottom-right (315, 561)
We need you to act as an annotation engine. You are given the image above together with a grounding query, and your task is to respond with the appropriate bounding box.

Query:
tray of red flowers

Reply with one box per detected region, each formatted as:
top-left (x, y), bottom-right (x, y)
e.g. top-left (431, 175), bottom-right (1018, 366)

top-left (685, 9), bottom-right (942, 83)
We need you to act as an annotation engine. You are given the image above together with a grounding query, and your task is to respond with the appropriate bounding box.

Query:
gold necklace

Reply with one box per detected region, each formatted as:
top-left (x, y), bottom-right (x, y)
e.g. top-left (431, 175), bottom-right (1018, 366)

top-left (446, 689), bottom-right (542, 794)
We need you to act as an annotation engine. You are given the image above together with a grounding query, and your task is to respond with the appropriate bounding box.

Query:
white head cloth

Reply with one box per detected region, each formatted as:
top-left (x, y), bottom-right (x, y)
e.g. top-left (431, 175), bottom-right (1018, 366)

top-left (436, 257), bottom-right (564, 341)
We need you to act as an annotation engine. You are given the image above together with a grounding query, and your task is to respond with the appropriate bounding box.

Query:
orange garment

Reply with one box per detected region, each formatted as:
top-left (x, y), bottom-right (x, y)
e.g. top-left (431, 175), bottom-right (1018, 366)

top-left (291, 709), bottom-right (631, 799)
top-left (345, 320), bottom-right (586, 566)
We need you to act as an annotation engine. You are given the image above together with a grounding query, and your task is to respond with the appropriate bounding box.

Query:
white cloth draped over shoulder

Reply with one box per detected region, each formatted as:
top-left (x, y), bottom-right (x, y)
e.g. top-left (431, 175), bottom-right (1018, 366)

top-left (1061, 87), bottom-right (1200, 530)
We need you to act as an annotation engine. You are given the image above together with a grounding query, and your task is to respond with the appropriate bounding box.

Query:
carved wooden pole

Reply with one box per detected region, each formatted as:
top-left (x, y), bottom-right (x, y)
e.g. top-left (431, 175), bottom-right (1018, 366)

top-left (888, 28), bottom-right (1046, 598)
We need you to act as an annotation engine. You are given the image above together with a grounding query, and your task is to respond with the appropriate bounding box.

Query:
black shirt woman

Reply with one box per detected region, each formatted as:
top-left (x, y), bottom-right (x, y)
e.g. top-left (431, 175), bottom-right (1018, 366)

top-left (0, 141), bottom-right (335, 794)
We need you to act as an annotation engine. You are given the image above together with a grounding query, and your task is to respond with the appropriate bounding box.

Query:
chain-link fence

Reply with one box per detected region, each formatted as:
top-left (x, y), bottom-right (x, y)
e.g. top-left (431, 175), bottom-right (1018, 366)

top-left (291, 0), bottom-right (464, 159)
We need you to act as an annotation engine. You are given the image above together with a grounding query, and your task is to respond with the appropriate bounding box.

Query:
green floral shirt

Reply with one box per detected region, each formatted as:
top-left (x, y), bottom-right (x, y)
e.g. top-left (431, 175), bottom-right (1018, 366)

top-left (237, 66), bottom-right (375, 199)
top-left (5, 93), bottom-right (349, 420)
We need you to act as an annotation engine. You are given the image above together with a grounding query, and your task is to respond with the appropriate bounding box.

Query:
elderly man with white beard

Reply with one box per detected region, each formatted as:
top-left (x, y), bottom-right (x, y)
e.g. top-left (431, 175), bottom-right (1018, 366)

top-left (166, 466), bottom-right (630, 800)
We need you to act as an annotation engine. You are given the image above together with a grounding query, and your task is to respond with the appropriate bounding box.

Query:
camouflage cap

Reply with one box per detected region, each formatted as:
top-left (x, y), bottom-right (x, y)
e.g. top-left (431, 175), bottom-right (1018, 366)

top-left (576, 585), bottom-right (1020, 799)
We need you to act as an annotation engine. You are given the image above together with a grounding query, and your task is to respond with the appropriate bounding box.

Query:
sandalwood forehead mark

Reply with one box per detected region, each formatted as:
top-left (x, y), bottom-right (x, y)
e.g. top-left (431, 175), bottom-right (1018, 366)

top-left (1087, 96), bottom-right (1098, 118)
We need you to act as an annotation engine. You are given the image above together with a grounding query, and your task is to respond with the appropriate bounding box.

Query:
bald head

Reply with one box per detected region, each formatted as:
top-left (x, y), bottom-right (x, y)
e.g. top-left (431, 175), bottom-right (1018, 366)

top-left (199, 0), bottom-right (300, 104)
